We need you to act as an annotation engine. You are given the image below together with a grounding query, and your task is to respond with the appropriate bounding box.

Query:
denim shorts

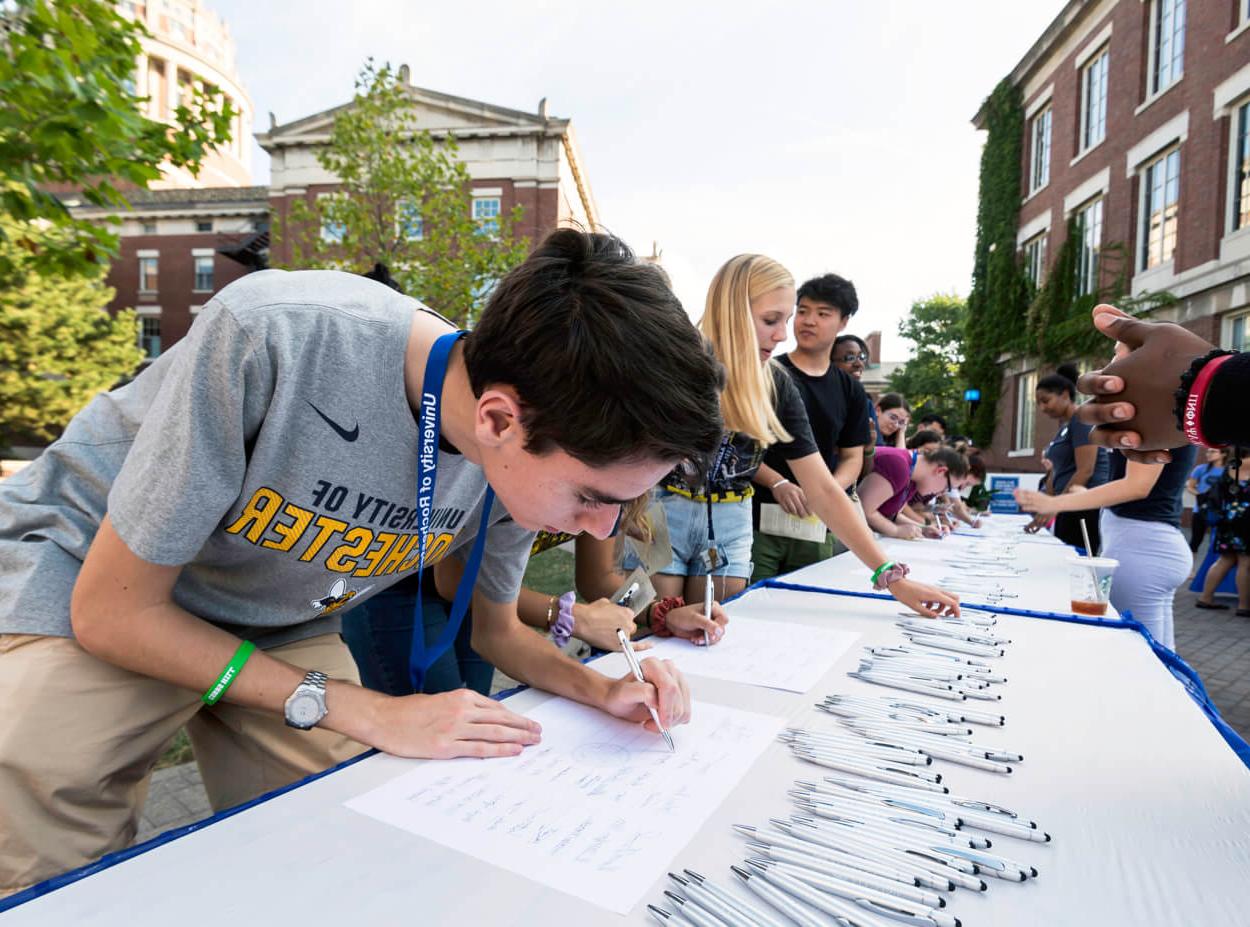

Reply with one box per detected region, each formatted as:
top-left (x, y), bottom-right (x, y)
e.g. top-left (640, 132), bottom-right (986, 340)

top-left (626, 490), bottom-right (754, 578)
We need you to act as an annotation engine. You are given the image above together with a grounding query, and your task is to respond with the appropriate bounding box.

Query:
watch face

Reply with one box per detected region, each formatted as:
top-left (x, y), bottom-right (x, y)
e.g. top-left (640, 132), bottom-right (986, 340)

top-left (289, 693), bottom-right (323, 726)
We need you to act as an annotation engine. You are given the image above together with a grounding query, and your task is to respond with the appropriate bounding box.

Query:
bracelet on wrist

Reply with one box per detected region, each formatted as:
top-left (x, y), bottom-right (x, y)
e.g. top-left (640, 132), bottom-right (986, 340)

top-left (871, 561), bottom-right (910, 591)
top-left (202, 640), bottom-right (256, 706)
top-left (649, 596), bottom-right (684, 637)
top-left (1176, 350), bottom-right (1235, 448)
top-left (771, 477), bottom-right (790, 491)
top-left (550, 591), bottom-right (576, 648)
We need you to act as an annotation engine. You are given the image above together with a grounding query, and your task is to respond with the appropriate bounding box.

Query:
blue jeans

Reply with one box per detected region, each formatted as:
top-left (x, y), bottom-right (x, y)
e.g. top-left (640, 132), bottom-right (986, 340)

top-left (636, 491), bottom-right (754, 578)
top-left (340, 577), bottom-right (494, 697)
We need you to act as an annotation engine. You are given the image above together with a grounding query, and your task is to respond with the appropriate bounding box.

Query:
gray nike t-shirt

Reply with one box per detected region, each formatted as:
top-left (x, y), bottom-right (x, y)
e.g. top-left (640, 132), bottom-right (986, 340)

top-left (0, 269), bottom-right (534, 648)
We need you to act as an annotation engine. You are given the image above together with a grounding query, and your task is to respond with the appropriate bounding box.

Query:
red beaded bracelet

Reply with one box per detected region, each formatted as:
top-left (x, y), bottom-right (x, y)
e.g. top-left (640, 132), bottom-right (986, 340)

top-left (649, 596), bottom-right (684, 637)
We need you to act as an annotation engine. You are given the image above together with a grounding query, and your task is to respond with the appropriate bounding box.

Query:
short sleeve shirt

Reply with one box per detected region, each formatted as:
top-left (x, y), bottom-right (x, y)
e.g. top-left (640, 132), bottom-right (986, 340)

top-left (868, 446), bottom-right (915, 519)
top-left (1044, 415), bottom-right (1109, 494)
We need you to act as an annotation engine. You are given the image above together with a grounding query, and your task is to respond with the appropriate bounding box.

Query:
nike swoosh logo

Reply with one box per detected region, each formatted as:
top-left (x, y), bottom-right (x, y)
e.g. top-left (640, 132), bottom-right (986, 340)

top-left (306, 401), bottom-right (359, 442)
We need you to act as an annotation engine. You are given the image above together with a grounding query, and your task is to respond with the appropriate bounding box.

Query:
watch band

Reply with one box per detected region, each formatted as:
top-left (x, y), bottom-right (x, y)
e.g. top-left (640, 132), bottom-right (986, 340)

top-left (302, 670), bottom-right (328, 693)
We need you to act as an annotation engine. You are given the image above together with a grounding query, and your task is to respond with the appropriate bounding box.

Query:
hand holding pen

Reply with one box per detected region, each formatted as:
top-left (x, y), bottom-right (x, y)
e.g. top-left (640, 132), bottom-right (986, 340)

top-left (613, 628), bottom-right (691, 751)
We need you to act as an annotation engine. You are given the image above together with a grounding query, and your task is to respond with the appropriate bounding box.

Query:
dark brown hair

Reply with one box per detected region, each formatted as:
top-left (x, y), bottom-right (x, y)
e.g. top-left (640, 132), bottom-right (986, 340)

top-left (464, 229), bottom-right (724, 469)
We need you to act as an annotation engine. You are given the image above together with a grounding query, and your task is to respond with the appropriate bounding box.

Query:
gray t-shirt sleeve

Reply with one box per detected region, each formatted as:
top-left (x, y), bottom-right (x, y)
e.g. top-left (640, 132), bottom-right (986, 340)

top-left (108, 301), bottom-right (275, 566)
top-left (453, 513), bottom-right (536, 604)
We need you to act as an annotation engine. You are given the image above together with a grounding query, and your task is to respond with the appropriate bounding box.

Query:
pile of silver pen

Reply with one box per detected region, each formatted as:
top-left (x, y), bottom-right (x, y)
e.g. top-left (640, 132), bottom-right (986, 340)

top-left (647, 771), bottom-right (1049, 927)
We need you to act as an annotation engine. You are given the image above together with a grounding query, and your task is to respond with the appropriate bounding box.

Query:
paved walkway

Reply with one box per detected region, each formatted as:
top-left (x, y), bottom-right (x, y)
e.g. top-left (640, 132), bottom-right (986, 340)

top-left (139, 593), bottom-right (1250, 840)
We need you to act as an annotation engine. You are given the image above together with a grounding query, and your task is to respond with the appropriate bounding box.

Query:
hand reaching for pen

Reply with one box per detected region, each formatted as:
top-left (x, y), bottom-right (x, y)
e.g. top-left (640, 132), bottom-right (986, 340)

top-left (1023, 511), bottom-right (1051, 534)
top-left (603, 657), bottom-right (692, 730)
top-left (663, 601), bottom-right (729, 645)
top-left (1015, 489), bottom-right (1058, 516)
top-left (374, 689), bottom-right (543, 759)
top-left (888, 578), bottom-right (961, 618)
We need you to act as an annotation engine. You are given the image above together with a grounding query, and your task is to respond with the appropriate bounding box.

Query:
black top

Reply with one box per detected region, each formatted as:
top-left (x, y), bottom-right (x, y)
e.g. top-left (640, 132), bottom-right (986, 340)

top-left (1108, 444), bottom-right (1197, 527)
top-left (752, 355), bottom-right (869, 528)
top-left (1044, 415), bottom-right (1109, 493)
top-left (664, 363), bottom-right (818, 497)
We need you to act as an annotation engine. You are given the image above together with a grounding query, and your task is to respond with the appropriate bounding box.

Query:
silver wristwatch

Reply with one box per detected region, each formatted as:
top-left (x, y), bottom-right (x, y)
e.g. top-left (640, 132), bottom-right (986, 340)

top-left (283, 670), bottom-right (329, 730)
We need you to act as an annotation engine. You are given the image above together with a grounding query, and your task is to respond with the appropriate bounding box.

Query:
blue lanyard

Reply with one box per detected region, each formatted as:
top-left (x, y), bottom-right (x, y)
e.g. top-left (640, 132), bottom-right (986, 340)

top-left (408, 331), bottom-right (495, 692)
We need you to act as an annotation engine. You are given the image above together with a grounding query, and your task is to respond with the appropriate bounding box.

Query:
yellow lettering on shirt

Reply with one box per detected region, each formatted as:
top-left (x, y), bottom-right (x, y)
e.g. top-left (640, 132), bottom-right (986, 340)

top-left (354, 532), bottom-right (400, 577)
top-left (325, 527), bottom-right (373, 573)
top-left (298, 514), bottom-right (349, 562)
top-left (224, 488), bottom-right (283, 544)
top-left (376, 533), bottom-right (419, 576)
top-left (262, 502), bottom-right (315, 552)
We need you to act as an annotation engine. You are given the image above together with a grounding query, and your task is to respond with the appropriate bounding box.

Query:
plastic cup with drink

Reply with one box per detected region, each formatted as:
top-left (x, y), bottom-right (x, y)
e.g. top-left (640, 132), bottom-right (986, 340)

top-left (1068, 556), bottom-right (1119, 617)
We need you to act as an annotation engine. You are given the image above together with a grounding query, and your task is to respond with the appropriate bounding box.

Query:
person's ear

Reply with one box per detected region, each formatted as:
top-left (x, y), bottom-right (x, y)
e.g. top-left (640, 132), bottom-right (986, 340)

top-left (474, 386), bottom-right (525, 448)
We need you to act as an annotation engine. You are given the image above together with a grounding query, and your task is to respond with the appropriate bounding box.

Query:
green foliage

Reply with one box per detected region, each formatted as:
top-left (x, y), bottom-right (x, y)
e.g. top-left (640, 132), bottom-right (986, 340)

top-left (888, 294), bottom-right (970, 433)
top-left (962, 79), bottom-right (1031, 447)
top-left (1026, 223), bottom-right (1173, 364)
top-left (0, 0), bottom-right (235, 280)
top-left (0, 229), bottom-right (142, 447)
top-left (274, 61), bottom-right (531, 328)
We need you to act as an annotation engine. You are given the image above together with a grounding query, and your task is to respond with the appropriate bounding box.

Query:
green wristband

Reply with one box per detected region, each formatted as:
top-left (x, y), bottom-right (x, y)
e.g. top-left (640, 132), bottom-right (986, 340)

top-left (870, 561), bottom-right (896, 586)
top-left (202, 640), bottom-right (256, 706)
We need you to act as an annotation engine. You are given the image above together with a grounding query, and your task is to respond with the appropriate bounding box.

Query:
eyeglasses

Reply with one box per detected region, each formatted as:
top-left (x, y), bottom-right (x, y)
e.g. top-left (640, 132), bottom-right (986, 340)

top-left (836, 352), bottom-right (869, 363)
top-left (883, 412), bottom-right (908, 427)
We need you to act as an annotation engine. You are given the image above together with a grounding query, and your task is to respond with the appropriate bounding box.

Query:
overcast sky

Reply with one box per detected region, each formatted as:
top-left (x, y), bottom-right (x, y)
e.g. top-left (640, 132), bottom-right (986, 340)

top-left (214, 0), bottom-right (1061, 360)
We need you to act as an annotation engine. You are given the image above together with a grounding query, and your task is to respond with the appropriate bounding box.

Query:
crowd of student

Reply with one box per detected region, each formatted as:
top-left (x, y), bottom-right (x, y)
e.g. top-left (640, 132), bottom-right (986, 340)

top-left (1, 229), bottom-right (1246, 897)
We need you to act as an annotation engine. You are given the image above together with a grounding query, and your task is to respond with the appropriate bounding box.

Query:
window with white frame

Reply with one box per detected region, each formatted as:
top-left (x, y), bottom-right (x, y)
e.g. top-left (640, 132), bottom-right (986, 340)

top-left (1234, 99), bottom-right (1250, 233)
top-left (1022, 234), bottom-right (1047, 288)
top-left (1030, 108), bottom-right (1052, 194)
top-left (472, 196), bottom-right (501, 235)
top-left (1080, 48), bottom-right (1109, 151)
top-left (1075, 197), bottom-right (1103, 296)
top-left (138, 255), bottom-right (159, 292)
top-left (1014, 371), bottom-right (1037, 452)
top-left (1141, 147), bottom-right (1181, 270)
top-left (396, 198), bottom-right (423, 241)
top-left (1148, 0), bottom-right (1185, 97)
top-left (1227, 313), bottom-right (1247, 352)
top-left (318, 194), bottom-right (346, 244)
top-left (139, 314), bottom-right (162, 359)
top-left (193, 255), bottom-right (214, 291)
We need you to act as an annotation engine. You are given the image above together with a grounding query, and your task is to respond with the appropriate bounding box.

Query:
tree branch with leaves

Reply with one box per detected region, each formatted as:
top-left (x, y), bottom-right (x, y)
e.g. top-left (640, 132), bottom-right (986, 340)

top-left (274, 61), bottom-right (531, 327)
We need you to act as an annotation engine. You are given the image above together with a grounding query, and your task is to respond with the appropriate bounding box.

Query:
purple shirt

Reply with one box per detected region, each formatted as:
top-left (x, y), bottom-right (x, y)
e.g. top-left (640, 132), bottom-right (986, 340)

top-left (869, 446), bottom-right (915, 519)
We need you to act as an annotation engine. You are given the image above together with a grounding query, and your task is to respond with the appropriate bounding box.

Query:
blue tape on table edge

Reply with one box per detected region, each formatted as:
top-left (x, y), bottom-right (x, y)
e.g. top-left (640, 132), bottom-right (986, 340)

top-left (8, 572), bottom-right (1246, 912)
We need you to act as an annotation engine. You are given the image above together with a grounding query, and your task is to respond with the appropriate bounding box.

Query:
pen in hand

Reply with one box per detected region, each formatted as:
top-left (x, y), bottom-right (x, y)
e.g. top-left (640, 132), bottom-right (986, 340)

top-left (702, 573), bottom-right (713, 647)
top-left (616, 627), bottom-right (675, 752)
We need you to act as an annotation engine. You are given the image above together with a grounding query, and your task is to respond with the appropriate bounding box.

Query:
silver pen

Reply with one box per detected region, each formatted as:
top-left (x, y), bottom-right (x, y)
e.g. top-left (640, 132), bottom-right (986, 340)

top-left (617, 627), bottom-right (675, 752)
top-left (667, 874), bottom-right (759, 927)
top-left (682, 870), bottom-right (790, 927)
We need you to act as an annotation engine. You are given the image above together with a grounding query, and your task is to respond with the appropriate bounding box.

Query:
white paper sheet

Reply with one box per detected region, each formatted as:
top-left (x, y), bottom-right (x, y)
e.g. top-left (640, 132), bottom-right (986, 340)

top-left (594, 616), bottom-right (859, 693)
top-left (344, 698), bottom-right (783, 914)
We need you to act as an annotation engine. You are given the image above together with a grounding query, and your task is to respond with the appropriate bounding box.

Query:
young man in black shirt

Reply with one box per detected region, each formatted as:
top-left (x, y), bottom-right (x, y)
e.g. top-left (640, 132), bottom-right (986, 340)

top-left (752, 273), bottom-right (871, 581)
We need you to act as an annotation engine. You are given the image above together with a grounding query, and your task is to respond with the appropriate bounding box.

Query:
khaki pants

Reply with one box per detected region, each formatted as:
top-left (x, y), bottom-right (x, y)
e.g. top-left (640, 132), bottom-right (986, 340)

top-left (0, 633), bottom-right (367, 897)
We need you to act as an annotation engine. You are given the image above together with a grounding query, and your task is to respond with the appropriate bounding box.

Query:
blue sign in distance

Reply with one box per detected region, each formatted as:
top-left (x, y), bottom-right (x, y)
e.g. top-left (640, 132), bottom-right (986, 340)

top-left (964, 388), bottom-right (981, 401)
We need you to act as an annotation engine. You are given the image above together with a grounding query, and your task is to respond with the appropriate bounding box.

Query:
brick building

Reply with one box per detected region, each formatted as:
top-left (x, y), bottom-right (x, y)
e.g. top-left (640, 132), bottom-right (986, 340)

top-left (258, 67), bottom-right (600, 268)
top-left (74, 73), bottom-right (599, 363)
top-left (973, 0), bottom-right (1250, 468)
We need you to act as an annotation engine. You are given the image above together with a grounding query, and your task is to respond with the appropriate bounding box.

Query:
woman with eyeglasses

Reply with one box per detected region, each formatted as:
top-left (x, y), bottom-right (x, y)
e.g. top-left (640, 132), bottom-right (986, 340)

top-left (875, 393), bottom-right (910, 448)
top-left (858, 446), bottom-right (970, 540)
top-left (647, 254), bottom-right (959, 617)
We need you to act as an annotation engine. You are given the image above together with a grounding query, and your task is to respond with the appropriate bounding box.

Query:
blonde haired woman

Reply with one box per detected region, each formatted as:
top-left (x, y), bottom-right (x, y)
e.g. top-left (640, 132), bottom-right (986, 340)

top-left (643, 254), bottom-right (959, 620)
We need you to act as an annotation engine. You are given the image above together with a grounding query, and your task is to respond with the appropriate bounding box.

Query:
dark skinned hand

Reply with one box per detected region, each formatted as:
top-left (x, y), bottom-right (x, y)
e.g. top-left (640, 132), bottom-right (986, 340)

top-left (1073, 304), bottom-right (1214, 463)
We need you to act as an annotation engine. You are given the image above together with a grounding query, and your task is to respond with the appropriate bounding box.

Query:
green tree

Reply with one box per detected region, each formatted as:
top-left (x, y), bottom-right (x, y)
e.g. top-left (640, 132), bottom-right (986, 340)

top-left (888, 294), bottom-right (970, 433)
top-left (274, 61), bottom-right (531, 327)
top-left (0, 0), bottom-right (235, 280)
top-left (0, 232), bottom-right (142, 447)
